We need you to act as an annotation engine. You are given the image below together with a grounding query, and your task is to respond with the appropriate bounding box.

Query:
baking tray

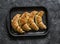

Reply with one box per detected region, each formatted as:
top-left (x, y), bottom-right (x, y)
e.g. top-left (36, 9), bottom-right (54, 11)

top-left (6, 6), bottom-right (48, 37)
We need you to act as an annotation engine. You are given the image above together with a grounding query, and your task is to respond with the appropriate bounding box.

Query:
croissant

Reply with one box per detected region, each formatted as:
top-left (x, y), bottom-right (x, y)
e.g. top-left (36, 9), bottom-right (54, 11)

top-left (19, 12), bottom-right (31, 31)
top-left (11, 14), bottom-right (24, 33)
top-left (28, 11), bottom-right (39, 31)
top-left (35, 11), bottom-right (47, 29)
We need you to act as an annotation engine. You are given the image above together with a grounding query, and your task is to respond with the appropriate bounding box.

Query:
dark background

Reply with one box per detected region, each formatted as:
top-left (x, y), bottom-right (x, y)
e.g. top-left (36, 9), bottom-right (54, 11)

top-left (0, 0), bottom-right (60, 44)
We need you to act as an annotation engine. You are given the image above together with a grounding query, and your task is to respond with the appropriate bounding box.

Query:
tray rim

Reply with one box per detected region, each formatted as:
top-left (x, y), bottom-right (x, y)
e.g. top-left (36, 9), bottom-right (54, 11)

top-left (6, 6), bottom-right (49, 37)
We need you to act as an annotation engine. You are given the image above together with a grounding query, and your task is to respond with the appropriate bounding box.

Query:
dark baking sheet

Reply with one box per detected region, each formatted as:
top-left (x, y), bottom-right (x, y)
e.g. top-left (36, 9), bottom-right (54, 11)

top-left (6, 6), bottom-right (48, 37)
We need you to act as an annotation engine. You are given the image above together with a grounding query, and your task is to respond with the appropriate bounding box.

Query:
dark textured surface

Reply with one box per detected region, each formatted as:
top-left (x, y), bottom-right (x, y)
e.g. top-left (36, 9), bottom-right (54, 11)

top-left (0, 0), bottom-right (60, 44)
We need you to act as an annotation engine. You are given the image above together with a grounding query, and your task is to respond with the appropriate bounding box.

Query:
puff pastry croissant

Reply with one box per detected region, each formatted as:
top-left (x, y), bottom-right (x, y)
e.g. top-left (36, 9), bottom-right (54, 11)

top-left (19, 12), bottom-right (31, 31)
top-left (28, 11), bottom-right (39, 31)
top-left (11, 14), bottom-right (24, 33)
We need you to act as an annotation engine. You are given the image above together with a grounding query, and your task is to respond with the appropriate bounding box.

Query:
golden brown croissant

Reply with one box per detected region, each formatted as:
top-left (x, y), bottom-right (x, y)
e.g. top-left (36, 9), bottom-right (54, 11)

top-left (35, 11), bottom-right (47, 29)
top-left (28, 11), bottom-right (39, 31)
top-left (11, 14), bottom-right (24, 33)
top-left (19, 12), bottom-right (31, 31)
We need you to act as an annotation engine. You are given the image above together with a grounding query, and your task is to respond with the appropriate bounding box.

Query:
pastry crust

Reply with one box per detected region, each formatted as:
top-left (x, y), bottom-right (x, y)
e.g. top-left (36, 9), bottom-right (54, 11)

top-left (38, 11), bottom-right (44, 17)
top-left (30, 11), bottom-right (38, 19)
top-left (28, 18), bottom-right (39, 30)
top-left (11, 14), bottom-right (24, 33)
top-left (22, 23), bottom-right (31, 31)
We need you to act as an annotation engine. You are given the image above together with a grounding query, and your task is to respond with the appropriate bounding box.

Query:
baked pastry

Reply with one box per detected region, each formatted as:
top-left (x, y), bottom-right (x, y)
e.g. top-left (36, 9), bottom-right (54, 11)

top-left (35, 11), bottom-right (47, 29)
top-left (28, 11), bottom-right (39, 31)
top-left (11, 14), bottom-right (24, 33)
top-left (28, 18), bottom-right (39, 30)
top-left (19, 12), bottom-right (31, 31)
